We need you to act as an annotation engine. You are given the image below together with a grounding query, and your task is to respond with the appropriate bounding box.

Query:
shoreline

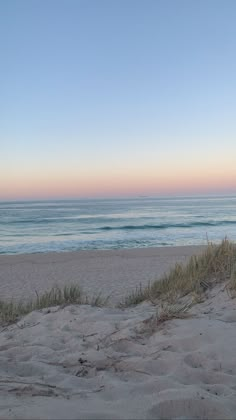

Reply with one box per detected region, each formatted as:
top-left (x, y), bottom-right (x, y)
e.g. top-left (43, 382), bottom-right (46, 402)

top-left (0, 245), bottom-right (206, 304)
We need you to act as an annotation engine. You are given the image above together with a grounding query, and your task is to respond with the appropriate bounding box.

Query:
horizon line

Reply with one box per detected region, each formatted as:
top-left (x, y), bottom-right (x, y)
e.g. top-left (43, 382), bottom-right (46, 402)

top-left (1, 192), bottom-right (236, 203)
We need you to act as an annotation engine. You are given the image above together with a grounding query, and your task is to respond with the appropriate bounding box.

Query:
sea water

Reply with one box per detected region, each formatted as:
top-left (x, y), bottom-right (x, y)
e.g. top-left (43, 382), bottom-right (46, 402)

top-left (0, 195), bottom-right (236, 255)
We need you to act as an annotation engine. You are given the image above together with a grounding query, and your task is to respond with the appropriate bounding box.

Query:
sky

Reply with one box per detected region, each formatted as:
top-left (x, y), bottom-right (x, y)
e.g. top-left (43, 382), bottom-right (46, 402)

top-left (1, 0), bottom-right (236, 200)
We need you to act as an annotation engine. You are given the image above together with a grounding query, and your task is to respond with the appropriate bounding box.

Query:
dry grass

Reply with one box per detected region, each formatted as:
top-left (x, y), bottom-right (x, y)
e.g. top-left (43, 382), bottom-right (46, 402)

top-left (0, 284), bottom-right (107, 325)
top-left (124, 238), bottom-right (236, 306)
top-left (1, 239), bottom-right (236, 325)
top-left (120, 284), bottom-right (151, 307)
top-left (228, 262), bottom-right (236, 297)
top-left (139, 301), bottom-right (193, 335)
top-left (155, 301), bottom-right (193, 323)
top-left (84, 291), bottom-right (110, 307)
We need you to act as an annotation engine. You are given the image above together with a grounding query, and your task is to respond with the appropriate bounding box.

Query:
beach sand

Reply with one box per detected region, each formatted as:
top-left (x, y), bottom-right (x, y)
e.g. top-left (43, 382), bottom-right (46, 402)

top-left (0, 246), bottom-right (205, 304)
top-left (1, 246), bottom-right (236, 419)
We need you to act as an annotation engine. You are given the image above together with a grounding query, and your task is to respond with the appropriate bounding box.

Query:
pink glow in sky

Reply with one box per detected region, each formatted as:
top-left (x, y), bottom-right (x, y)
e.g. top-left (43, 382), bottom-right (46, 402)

top-left (2, 155), bottom-right (236, 200)
top-left (2, 1), bottom-right (236, 200)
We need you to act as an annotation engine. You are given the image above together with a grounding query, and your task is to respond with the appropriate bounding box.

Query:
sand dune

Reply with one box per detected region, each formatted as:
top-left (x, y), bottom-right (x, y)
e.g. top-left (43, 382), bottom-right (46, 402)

top-left (0, 283), bottom-right (236, 419)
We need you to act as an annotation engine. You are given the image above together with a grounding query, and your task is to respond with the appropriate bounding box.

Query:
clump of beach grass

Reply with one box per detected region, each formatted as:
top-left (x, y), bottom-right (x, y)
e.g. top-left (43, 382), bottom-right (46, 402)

top-left (120, 284), bottom-right (151, 307)
top-left (123, 238), bottom-right (236, 306)
top-left (0, 284), bottom-right (107, 326)
top-left (227, 262), bottom-right (236, 297)
top-left (138, 301), bottom-right (193, 335)
top-left (155, 301), bottom-right (193, 323)
top-left (84, 291), bottom-right (110, 307)
top-left (35, 284), bottom-right (83, 308)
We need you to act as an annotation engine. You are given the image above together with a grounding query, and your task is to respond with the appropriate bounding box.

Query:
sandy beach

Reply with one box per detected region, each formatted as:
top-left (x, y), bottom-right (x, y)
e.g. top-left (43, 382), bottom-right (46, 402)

top-left (2, 0), bottom-right (236, 416)
top-left (0, 246), bottom-right (205, 304)
top-left (1, 245), bottom-right (236, 419)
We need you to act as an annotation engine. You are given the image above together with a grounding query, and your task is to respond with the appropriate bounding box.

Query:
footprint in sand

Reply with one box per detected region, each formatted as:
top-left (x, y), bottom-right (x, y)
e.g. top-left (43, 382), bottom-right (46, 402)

top-left (147, 398), bottom-right (234, 419)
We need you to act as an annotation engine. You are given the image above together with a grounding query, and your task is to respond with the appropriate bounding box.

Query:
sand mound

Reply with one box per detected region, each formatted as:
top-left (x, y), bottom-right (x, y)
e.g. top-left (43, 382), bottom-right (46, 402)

top-left (0, 285), bottom-right (236, 419)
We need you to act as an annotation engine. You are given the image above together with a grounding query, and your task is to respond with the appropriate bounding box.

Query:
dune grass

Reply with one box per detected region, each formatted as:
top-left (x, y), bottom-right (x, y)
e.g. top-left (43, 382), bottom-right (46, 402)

top-left (1, 239), bottom-right (235, 325)
top-left (123, 238), bottom-right (236, 306)
top-left (228, 262), bottom-right (236, 297)
top-left (0, 285), bottom-right (107, 326)
top-left (140, 301), bottom-right (193, 335)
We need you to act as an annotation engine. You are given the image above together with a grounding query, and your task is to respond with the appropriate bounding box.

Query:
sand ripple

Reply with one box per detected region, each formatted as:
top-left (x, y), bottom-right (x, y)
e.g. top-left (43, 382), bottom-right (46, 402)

top-left (0, 287), bottom-right (236, 419)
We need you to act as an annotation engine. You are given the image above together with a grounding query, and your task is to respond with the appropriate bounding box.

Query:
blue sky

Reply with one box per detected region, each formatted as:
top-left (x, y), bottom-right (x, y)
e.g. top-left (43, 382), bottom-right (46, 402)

top-left (1, 0), bottom-right (236, 199)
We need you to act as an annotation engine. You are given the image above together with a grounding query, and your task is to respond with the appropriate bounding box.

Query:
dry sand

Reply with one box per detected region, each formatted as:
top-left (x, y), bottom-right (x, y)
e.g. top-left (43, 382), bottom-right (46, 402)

top-left (0, 284), bottom-right (236, 419)
top-left (0, 246), bottom-right (205, 304)
top-left (1, 246), bottom-right (236, 419)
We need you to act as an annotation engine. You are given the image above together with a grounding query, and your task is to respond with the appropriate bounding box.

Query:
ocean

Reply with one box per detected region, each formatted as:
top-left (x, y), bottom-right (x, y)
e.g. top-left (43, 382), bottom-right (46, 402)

top-left (0, 196), bottom-right (236, 255)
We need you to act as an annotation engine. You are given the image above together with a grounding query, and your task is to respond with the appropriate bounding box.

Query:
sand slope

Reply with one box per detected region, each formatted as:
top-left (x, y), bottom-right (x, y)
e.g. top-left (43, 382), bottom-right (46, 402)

top-left (0, 284), bottom-right (236, 419)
